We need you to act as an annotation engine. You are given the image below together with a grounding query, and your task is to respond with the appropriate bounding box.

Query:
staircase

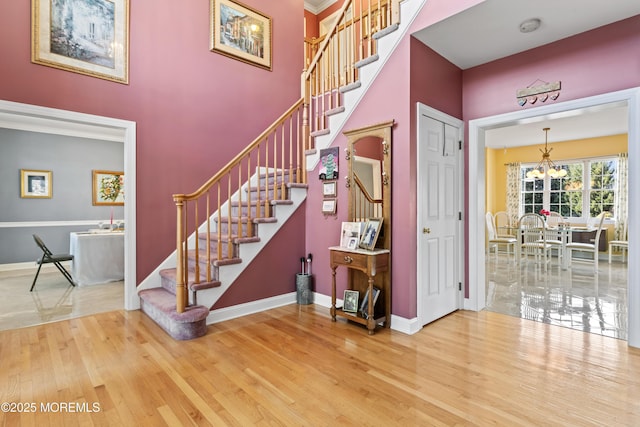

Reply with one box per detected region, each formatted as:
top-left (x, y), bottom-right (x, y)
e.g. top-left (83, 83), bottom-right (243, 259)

top-left (138, 0), bottom-right (423, 339)
top-left (139, 170), bottom-right (306, 340)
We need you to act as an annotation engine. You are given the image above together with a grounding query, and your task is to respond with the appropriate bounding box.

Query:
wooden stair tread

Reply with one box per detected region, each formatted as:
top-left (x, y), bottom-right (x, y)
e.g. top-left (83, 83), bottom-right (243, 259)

top-left (159, 268), bottom-right (223, 289)
top-left (197, 232), bottom-right (261, 244)
top-left (214, 216), bottom-right (276, 224)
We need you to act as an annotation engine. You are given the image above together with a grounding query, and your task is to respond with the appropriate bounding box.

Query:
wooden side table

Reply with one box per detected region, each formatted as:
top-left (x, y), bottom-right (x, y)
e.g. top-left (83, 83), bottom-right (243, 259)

top-left (329, 246), bottom-right (390, 335)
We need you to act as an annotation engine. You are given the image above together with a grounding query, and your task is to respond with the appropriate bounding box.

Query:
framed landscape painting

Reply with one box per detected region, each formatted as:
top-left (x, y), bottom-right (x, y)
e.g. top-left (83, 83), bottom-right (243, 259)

top-left (210, 0), bottom-right (272, 70)
top-left (32, 0), bottom-right (130, 84)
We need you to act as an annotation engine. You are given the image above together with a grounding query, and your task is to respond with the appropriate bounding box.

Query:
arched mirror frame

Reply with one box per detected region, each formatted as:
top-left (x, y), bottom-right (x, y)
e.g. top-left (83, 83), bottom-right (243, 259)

top-left (343, 119), bottom-right (393, 251)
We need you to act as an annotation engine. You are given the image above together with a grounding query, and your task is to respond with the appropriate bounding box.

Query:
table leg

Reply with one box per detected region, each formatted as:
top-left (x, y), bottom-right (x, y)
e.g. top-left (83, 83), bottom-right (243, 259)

top-left (330, 266), bottom-right (337, 321)
top-left (561, 229), bottom-right (569, 270)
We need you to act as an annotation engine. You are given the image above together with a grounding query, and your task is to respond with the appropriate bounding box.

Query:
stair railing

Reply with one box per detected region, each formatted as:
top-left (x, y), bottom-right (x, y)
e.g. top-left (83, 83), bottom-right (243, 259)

top-left (172, 0), bottom-right (403, 313)
top-left (173, 100), bottom-right (305, 312)
top-left (302, 0), bottom-right (401, 149)
top-left (352, 174), bottom-right (383, 220)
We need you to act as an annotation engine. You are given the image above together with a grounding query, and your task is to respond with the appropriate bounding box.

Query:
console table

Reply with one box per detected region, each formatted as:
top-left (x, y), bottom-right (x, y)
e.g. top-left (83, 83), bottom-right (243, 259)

top-left (329, 246), bottom-right (390, 335)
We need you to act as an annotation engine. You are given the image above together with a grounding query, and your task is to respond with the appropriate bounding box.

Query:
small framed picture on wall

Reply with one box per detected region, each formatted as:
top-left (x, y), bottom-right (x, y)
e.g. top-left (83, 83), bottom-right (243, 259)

top-left (20, 169), bottom-right (52, 198)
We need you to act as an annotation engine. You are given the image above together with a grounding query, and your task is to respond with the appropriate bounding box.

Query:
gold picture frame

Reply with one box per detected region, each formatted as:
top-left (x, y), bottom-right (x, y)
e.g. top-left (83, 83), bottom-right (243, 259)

top-left (31, 0), bottom-right (130, 84)
top-left (210, 0), bottom-right (272, 71)
top-left (20, 169), bottom-right (52, 198)
top-left (359, 218), bottom-right (383, 250)
top-left (92, 170), bottom-right (124, 206)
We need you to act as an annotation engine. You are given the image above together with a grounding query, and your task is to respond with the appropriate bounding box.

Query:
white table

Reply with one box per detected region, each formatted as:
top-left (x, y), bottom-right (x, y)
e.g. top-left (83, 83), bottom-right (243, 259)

top-left (69, 231), bottom-right (124, 286)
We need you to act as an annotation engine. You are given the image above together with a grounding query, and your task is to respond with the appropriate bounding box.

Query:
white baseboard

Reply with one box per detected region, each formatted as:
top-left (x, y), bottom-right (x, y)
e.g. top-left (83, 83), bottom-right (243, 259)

top-left (0, 261), bottom-right (71, 272)
top-left (311, 292), bottom-right (416, 335)
top-left (206, 292), bottom-right (297, 324)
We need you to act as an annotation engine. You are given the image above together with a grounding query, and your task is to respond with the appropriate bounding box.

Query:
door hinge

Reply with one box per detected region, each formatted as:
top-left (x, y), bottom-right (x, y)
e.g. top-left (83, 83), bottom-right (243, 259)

top-left (458, 140), bottom-right (462, 150)
top-left (458, 212), bottom-right (462, 220)
top-left (459, 282), bottom-right (462, 291)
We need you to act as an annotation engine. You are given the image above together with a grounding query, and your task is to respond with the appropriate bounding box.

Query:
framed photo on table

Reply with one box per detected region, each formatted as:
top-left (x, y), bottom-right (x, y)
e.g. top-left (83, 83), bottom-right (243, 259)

top-left (20, 169), bottom-right (52, 198)
top-left (359, 218), bottom-right (383, 250)
top-left (359, 286), bottom-right (381, 319)
top-left (31, 0), bottom-right (130, 84)
top-left (340, 222), bottom-right (363, 248)
top-left (210, 0), bottom-right (272, 71)
top-left (343, 290), bottom-right (359, 313)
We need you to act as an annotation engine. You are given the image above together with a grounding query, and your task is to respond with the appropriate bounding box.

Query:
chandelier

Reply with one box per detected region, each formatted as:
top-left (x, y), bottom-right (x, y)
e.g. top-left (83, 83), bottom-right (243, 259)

top-left (526, 127), bottom-right (567, 179)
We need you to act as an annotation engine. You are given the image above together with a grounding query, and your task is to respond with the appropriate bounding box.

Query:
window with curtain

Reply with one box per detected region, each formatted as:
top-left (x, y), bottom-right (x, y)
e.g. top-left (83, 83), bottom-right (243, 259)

top-left (520, 156), bottom-right (618, 220)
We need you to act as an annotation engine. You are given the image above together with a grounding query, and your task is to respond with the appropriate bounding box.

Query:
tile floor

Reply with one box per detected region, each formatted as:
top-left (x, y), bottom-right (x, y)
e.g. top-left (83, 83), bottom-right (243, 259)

top-left (485, 252), bottom-right (628, 340)
top-left (0, 267), bottom-right (123, 331)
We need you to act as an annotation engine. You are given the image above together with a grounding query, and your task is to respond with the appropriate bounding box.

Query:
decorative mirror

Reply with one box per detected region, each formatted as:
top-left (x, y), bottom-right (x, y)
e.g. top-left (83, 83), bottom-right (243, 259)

top-left (343, 120), bottom-right (393, 251)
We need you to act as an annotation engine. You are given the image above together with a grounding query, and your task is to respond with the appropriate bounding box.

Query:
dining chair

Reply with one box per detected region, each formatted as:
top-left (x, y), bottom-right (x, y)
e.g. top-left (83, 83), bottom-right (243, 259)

top-left (542, 211), bottom-right (564, 262)
top-left (485, 212), bottom-right (517, 261)
top-left (608, 219), bottom-right (628, 263)
top-left (31, 234), bottom-right (75, 291)
top-left (566, 213), bottom-right (606, 273)
top-left (546, 211), bottom-right (564, 228)
top-left (518, 213), bottom-right (552, 270)
top-left (494, 211), bottom-right (514, 238)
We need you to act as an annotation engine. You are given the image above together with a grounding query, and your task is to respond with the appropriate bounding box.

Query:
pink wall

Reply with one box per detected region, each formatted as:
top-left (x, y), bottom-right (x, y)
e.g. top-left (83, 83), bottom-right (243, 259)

top-left (0, 0), bottom-right (306, 303)
top-left (463, 15), bottom-right (640, 121)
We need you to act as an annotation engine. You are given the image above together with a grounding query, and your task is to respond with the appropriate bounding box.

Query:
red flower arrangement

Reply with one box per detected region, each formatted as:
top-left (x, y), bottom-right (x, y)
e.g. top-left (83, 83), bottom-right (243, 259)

top-left (539, 209), bottom-right (550, 217)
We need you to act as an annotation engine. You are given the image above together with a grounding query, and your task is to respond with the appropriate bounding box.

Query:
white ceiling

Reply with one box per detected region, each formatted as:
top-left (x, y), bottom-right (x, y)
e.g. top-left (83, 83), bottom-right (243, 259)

top-left (304, 0), bottom-right (337, 15)
top-left (412, 0), bottom-right (640, 71)
top-left (410, 0), bottom-right (640, 148)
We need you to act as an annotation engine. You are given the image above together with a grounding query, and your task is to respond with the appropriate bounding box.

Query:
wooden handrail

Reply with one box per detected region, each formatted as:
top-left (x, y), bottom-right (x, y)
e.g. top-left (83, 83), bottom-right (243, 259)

top-left (173, 99), bottom-right (306, 313)
top-left (303, 0), bottom-right (354, 79)
top-left (302, 0), bottom-right (400, 144)
top-left (173, 0), bottom-right (402, 313)
top-left (352, 174), bottom-right (383, 220)
top-left (304, 0), bottom-right (394, 65)
top-left (353, 174), bottom-right (382, 204)
top-left (173, 98), bottom-right (305, 203)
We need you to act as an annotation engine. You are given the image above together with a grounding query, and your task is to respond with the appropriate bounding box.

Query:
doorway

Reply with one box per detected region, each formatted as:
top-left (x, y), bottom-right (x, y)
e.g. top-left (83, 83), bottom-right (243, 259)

top-left (467, 88), bottom-right (640, 348)
top-left (0, 100), bottom-right (138, 310)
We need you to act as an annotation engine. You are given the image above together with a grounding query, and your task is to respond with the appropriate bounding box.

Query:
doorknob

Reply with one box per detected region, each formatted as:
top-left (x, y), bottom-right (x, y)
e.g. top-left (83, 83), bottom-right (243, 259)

top-left (423, 227), bottom-right (431, 234)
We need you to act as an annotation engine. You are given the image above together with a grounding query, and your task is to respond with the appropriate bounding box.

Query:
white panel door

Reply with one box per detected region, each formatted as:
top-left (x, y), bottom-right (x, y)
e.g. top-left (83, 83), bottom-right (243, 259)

top-left (419, 113), bottom-right (462, 326)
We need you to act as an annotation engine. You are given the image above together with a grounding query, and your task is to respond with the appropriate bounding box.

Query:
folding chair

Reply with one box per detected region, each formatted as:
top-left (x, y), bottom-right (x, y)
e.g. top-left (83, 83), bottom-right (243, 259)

top-left (31, 234), bottom-right (75, 292)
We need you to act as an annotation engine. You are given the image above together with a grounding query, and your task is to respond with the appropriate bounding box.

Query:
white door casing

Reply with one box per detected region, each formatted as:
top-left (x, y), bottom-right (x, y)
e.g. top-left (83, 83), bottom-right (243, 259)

top-left (467, 87), bottom-right (640, 348)
top-left (0, 100), bottom-right (138, 311)
top-left (417, 104), bottom-right (464, 326)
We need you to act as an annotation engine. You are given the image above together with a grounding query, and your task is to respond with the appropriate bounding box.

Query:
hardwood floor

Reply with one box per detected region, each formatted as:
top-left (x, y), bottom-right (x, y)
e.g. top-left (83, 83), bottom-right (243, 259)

top-left (1, 304), bottom-right (639, 426)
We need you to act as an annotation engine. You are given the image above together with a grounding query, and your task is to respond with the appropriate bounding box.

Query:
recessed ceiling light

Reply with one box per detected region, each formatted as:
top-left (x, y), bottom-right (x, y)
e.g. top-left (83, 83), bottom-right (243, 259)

top-left (519, 18), bottom-right (541, 33)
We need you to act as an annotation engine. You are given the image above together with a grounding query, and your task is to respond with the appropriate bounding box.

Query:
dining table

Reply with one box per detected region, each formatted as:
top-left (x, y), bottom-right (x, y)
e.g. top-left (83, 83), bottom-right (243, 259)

top-left (69, 231), bottom-right (125, 286)
top-left (508, 225), bottom-right (598, 270)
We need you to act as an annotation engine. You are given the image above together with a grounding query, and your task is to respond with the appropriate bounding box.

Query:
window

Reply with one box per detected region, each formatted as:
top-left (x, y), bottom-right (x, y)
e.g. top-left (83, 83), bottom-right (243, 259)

top-left (521, 157), bottom-right (617, 220)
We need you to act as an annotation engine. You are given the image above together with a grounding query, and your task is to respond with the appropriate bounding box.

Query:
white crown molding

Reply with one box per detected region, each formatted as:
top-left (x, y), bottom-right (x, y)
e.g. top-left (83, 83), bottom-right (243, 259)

top-left (304, 0), bottom-right (337, 15)
top-left (0, 110), bottom-right (125, 142)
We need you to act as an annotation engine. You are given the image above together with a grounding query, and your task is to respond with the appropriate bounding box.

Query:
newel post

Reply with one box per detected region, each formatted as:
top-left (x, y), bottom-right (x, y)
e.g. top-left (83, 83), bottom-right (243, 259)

top-left (301, 72), bottom-right (311, 184)
top-left (174, 195), bottom-right (186, 313)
